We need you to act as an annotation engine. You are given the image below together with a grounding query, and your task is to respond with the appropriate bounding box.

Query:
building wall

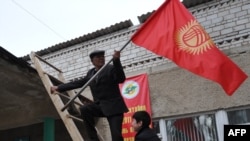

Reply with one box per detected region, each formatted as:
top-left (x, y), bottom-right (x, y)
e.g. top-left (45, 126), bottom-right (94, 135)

top-left (12, 0), bottom-right (249, 140)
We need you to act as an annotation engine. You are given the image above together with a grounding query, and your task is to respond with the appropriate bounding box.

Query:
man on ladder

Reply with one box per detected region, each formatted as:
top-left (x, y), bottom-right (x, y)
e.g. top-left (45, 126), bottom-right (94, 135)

top-left (51, 50), bottom-right (128, 141)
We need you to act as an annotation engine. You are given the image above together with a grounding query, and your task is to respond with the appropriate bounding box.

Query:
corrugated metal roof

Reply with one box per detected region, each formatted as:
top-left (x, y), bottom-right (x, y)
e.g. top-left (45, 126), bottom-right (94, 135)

top-left (138, 0), bottom-right (214, 23)
top-left (21, 0), bottom-right (213, 61)
top-left (22, 20), bottom-right (133, 60)
top-left (183, 0), bottom-right (213, 8)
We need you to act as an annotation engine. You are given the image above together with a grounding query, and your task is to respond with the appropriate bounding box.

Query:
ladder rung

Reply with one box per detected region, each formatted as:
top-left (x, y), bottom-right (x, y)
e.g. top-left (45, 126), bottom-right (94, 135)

top-left (56, 93), bottom-right (83, 106)
top-left (67, 114), bottom-right (83, 122)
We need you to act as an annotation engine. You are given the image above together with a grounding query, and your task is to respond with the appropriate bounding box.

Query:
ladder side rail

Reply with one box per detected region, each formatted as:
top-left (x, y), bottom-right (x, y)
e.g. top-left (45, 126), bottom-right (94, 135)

top-left (34, 53), bottom-right (62, 73)
top-left (66, 114), bottom-right (105, 141)
top-left (30, 52), bottom-right (84, 141)
top-left (32, 54), bottom-right (90, 114)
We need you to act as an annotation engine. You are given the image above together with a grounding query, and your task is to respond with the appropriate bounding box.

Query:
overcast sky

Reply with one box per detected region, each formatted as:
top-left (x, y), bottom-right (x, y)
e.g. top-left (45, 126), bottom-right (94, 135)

top-left (0, 0), bottom-right (166, 57)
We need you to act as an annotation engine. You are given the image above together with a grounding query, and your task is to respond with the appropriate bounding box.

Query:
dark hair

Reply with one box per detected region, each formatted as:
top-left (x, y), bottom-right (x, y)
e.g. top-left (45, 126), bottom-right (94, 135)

top-left (132, 111), bottom-right (151, 128)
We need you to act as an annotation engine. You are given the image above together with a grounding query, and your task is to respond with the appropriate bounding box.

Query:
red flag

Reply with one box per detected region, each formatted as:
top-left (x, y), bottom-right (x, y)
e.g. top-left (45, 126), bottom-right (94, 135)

top-left (119, 74), bottom-right (152, 139)
top-left (131, 0), bottom-right (248, 95)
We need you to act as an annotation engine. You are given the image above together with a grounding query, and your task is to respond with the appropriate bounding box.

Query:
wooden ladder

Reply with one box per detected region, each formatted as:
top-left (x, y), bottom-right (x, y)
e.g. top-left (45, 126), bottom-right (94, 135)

top-left (29, 52), bottom-right (104, 141)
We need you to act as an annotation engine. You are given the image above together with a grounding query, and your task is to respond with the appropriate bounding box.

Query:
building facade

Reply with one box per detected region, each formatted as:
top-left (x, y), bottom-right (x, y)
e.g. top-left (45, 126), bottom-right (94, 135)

top-left (1, 0), bottom-right (250, 140)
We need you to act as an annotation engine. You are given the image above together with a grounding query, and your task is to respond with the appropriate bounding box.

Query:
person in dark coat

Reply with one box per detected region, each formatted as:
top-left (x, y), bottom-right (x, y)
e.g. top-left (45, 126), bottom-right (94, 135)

top-left (131, 111), bottom-right (161, 141)
top-left (51, 50), bottom-right (128, 141)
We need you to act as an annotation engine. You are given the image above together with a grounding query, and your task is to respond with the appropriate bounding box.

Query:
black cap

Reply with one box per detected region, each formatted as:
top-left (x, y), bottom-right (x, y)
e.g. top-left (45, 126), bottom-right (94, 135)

top-left (89, 50), bottom-right (105, 59)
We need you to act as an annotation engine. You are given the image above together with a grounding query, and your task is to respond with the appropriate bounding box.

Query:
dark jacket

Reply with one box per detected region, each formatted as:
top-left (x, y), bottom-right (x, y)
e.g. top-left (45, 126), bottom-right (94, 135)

top-left (135, 127), bottom-right (161, 141)
top-left (57, 59), bottom-right (128, 116)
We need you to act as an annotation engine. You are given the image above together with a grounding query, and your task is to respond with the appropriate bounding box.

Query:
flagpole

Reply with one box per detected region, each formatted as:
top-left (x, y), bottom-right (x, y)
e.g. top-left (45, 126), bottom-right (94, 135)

top-left (61, 39), bottom-right (131, 111)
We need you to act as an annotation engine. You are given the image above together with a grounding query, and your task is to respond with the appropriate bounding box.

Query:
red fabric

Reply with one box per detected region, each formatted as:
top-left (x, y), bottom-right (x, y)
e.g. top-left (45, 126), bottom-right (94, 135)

top-left (131, 0), bottom-right (247, 95)
top-left (119, 74), bottom-right (152, 139)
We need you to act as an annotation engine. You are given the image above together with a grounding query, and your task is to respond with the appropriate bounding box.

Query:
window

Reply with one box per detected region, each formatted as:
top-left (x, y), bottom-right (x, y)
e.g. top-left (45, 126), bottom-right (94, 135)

top-left (153, 120), bottom-right (161, 139)
top-left (165, 114), bottom-right (218, 141)
top-left (152, 108), bottom-right (250, 141)
top-left (227, 109), bottom-right (250, 125)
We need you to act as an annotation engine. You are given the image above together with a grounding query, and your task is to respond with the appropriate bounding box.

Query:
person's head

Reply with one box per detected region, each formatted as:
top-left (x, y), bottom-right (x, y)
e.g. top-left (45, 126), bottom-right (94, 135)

top-left (131, 111), bottom-right (151, 132)
top-left (89, 50), bottom-right (105, 69)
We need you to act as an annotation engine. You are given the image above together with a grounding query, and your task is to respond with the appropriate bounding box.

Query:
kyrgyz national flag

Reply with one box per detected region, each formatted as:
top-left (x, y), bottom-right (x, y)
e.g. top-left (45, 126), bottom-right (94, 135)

top-left (131, 0), bottom-right (248, 96)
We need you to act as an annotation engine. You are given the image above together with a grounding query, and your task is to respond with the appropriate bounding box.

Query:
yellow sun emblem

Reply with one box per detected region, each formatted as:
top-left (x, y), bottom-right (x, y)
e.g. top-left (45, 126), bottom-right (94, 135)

top-left (175, 20), bottom-right (215, 55)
